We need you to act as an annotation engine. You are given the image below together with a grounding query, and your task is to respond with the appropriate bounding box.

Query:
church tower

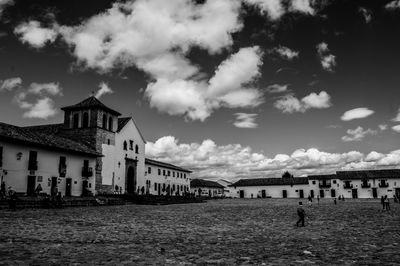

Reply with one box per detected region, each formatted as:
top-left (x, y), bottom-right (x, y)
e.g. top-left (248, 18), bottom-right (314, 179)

top-left (60, 96), bottom-right (121, 191)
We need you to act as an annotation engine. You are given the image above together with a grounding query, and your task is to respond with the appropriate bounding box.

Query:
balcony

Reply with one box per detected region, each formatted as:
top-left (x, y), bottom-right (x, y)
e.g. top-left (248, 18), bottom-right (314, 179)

top-left (28, 160), bottom-right (38, 171)
top-left (343, 184), bottom-right (353, 189)
top-left (379, 182), bottom-right (389, 188)
top-left (319, 183), bottom-right (331, 188)
top-left (82, 167), bottom-right (93, 177)
top-left (361, 182), bottom-right (371, 188)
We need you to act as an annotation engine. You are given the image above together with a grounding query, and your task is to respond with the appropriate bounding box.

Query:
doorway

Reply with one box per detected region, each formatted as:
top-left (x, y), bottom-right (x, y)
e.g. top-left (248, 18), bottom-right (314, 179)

top-left (261, 190), bottom-right (266, 198)
top-left (158, 183), bottom-right (161, 196)
top-left (51, 176), bottom-right (58, 196)
top-left (331, 189), bottom-right (336, 198)
top-left (239, 190), bottom-right (244, 198)
top-left (82, 180), bottom-right (88, 196)
top-left (27, 175), bottom-right (36, 196)
top-left (299, 190), bottom-right (304, 198)
top-left (310, 190), bottom-right (314, 198)
top-left (352, 189), bottom-right (358, 199)
top-left (282, 190), bottom-right (287, 198)
top-left (319, 189), bottom-right (325, 198)
top-left (65, 178), bottom-right (72, 197)
top-left (126, 166), bottom-right (136, 194)
top-left (372, 188), bottom-right (378, 199)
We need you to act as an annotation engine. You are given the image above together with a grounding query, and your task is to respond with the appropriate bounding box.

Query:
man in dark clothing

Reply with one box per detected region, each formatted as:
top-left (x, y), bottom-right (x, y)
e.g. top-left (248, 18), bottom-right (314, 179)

top-left (296, 202), bottom-right (305, 227)
top-left (381, 196), bottom-right (385, 210)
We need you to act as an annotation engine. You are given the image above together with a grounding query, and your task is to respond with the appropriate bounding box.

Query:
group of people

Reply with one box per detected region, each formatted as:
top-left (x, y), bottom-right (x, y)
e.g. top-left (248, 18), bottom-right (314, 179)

top-left (381, 195), bottom-right (391, 211)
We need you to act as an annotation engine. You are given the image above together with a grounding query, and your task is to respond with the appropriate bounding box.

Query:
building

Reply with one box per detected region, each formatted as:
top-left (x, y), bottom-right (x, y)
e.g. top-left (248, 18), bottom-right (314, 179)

top-left (231, 169), bottom-right (400, 199)
top-left (144, 158), bottom-right (191, 196)
top-left (0, 122), bottom-right (100, 197)
top-left (0, 96), bottom-right (191, 196)
top-left (190, 179), bottom-right (225, 197)
top-left (215, 179), bottom-right (238, 198)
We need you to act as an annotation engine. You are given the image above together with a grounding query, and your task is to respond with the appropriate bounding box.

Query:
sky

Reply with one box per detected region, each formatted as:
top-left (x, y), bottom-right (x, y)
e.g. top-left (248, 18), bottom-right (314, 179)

top-left (1, 0), bottom-right (400, 181)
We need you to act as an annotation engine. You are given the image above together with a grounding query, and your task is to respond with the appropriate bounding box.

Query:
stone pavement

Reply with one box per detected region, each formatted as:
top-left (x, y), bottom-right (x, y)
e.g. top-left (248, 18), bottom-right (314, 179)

top-left (0, 199), bottom-right (399, 265)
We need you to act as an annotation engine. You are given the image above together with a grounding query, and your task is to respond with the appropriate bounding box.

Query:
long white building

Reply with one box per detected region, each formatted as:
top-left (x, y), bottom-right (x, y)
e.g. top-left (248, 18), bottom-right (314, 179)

top-left (0, 96), bottom-right (191, 197)
top-left (231, 169), bottom-right (400, 199)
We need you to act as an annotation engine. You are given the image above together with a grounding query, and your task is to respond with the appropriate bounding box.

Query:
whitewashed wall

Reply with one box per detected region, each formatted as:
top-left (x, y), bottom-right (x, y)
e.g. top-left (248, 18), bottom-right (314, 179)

top-left (145, 164), bottom-right (190, 195)
top-left (0, 141), bottom-right (96, 196)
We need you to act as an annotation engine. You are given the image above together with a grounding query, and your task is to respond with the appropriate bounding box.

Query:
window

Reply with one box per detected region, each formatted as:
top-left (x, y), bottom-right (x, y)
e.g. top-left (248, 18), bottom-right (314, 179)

top-left (148, 167), bottom-right (151, 174)
top-left (82, 112), bottom-right (89, 128)
top-left (108, 117), bottom-right (113, 131)
top-left (163, 170), bottom-right (165, 176)
top-left (163, 183), bottom-right (166, 191)
top-left (0, 146), bottom-right (3, 168)
top-left (333, 180), bottom-right (337, 184)
top-left (154, 183), bottom-right (157, 190)
top-left (123, 141), bottom-right (127, 151)
top-left (184, 174), bottom-right (186, 179)
top-left (158, 169), bottom-right (161, 175)
top-left (73, 113), bottom-right (79, 128)
top-left (168, 170), bottom-right (170, 176)
top-left (129, 140), bottom-right (134, 150)
top-left (59, 156), bottom-right (66, 177)
top-left (107, 139), bottom-right (111, 145)
top-left (173, 172), bottom-right (175, 177)
top-left (28, 151), bottom-right (38, 170)
top-left (135, 145), bottom-right (139, 154)
top-left (312, 180), bottom-right (316, 185)
top-left (102, 114), bottom-right (107, 129)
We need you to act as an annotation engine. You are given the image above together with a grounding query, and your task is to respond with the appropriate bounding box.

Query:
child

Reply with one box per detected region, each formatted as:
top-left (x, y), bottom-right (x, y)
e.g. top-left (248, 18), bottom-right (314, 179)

top-left (296, 202), bottom-right (305, 227)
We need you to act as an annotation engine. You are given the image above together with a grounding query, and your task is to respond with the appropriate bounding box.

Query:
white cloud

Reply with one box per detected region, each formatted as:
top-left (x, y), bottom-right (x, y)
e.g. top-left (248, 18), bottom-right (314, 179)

top-left (14, 82), bottom-right (62, 119)
top-left (290, 0), bottom-right (315, 15)
top-left (233, 113), bottom-right (258, 128)
top-left (359, 7), bottom-right (372, 23)
top-left (274, 91), bottom-right (332, 113)
top-left (341, 107), bottom-right (375, 121)
top-left (95, 82), bottom-right (113, 99)
top-left (379, 124), bottom-right (388, 131)
top-left (244, 0), bottom-right (285, 20)
top-left (266, 83), bottom-right (289, 94)
top-left (14, 21), bottom-right (58, 48)
top-left (272, 46), bottom-right (299, 60)
top-left (341, 126), bottom-right (377, 142)
top-left (146, 136), bottom-right (400, 180)
top-left (0, 77), bottom-right (22, 91)
top-left (392, 107), bottom-right (400, 122)
top-left (392, 125), bottom-right (400, 133)
top-left (0, 0), bottom-right (13, 16)
top-left (385, 0), bottom-right (400, 10)
top-left (316, 42), bottom-right (336, 72)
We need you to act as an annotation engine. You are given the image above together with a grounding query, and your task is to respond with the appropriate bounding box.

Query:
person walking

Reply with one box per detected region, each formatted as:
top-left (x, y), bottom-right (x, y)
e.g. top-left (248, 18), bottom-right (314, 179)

top-left (296, 202), bottom-right (306, 227)
top-left (384, 195), bottom-right (390, 211)
top-left (381, 196), bottom-right (385, 210)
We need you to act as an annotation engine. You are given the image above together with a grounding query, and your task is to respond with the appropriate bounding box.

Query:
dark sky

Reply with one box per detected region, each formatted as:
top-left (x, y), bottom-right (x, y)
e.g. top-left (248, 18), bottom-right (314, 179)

top-left (1, 0), bottom-right (400, 179)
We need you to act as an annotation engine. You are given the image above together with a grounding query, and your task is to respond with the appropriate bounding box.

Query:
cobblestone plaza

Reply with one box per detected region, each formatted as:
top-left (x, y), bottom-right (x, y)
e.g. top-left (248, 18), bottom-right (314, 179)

top-left (0, 199), bottom-right (399, 265)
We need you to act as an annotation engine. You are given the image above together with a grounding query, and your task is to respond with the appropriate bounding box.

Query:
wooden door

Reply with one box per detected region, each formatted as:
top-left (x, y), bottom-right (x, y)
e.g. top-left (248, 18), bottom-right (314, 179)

top-left (299, 190), bottom-right (304, 198)
top-left (65, 178), bottom-right (72, 197)
top-left (27, 175), bottom-right (36, 196)
top-left (372, 188), bottom-right (378, 198)
top-left (352, 189), bottom-right (358, 199)
top-left (331, 189), bottom-right (336, 198)
top-left (282, 190), bottom-right (287, 198)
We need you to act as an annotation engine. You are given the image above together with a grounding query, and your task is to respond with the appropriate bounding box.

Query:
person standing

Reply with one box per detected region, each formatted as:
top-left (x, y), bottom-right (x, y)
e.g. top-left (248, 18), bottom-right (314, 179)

top-left (381, 196), bottom-right (385, 210)
top-left (35, 184), bottom-right (42, 196)
top-left (317, 195), bottom-right (320, 204)
top-left (384, 195), bottom-right (390, 211)
top-left (334, 198), bottom-right (337, 205)
top-left (296, 202), bottom-right (306, 227)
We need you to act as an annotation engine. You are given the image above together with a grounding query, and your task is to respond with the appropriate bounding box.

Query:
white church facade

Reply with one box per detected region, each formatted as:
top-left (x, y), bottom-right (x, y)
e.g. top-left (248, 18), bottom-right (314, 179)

top-left (0, 96), bottom-right (191, 197)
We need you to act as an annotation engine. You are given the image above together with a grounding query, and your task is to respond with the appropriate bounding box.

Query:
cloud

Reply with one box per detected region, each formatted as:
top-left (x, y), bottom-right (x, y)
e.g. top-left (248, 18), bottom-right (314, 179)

top-left (271, 46), bottom-right (299, 60)
top-left (145, 46), bottom-right (264, 121)
top-left (379, 124), bottom-right (388, 131)
top-left (385, 0), bottom-right (400, 10)
top-left (341, 126), bottom-right (377, 142)
top-left (0, 0), bottom-right (13, 16)
top-left (266, 83), bottom-right (289, 94)
top-left (392, 125), bottom-right (400, 133)
top-left (316, 42), bottom-right (336, 72)
top-left (14, 21), bottom-right (58, 48)
top-left (233, 113), bottom-right (258, 128)
top-left (14, 82), bottom-right (62, 119)
top-left (95, 82), bottom-right (113, 99)
top-left (145, 136), bottom-right (400, 180)
top-left (392, 107), bottom-right (400, 122)
top-left (359, 7), bottom-right (372, 23)
top-left (244, 0), bottom-right (285, 20)
top-left (0, 77), bottom-right (22, 91)
top-left (290, 0), bottom-right (315, 15)
top-left (274, 91), bottom-right (332, 113)
top-left (341, 107), bottom-right (374, 121)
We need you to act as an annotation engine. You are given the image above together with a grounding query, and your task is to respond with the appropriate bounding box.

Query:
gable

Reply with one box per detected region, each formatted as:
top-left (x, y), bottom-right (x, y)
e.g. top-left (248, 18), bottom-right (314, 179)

top-left (117, 118), bottom-right (146, 144)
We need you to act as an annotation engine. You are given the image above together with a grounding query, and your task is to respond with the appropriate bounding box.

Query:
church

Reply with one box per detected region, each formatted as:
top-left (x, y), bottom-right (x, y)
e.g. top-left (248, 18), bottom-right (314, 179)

top-left (0, 96), bottom-right (191, 197)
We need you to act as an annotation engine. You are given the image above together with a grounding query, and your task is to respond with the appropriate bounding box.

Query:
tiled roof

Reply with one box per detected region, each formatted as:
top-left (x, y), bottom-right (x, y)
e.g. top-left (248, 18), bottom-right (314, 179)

top-left (308, 174), bottom-right (337, 180)
top-left (190, 179), bottom-right (225, 188)
top-left (336, 169), bottom-right (400, 180)
top-left (0, 122), bottom-right (101, 157)
top-left (145, 158), bottom-right (192, 173)
top-left (231, 177), bottom-right (309, 187)
top-left (61, 96), bottom-right (121, 116)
